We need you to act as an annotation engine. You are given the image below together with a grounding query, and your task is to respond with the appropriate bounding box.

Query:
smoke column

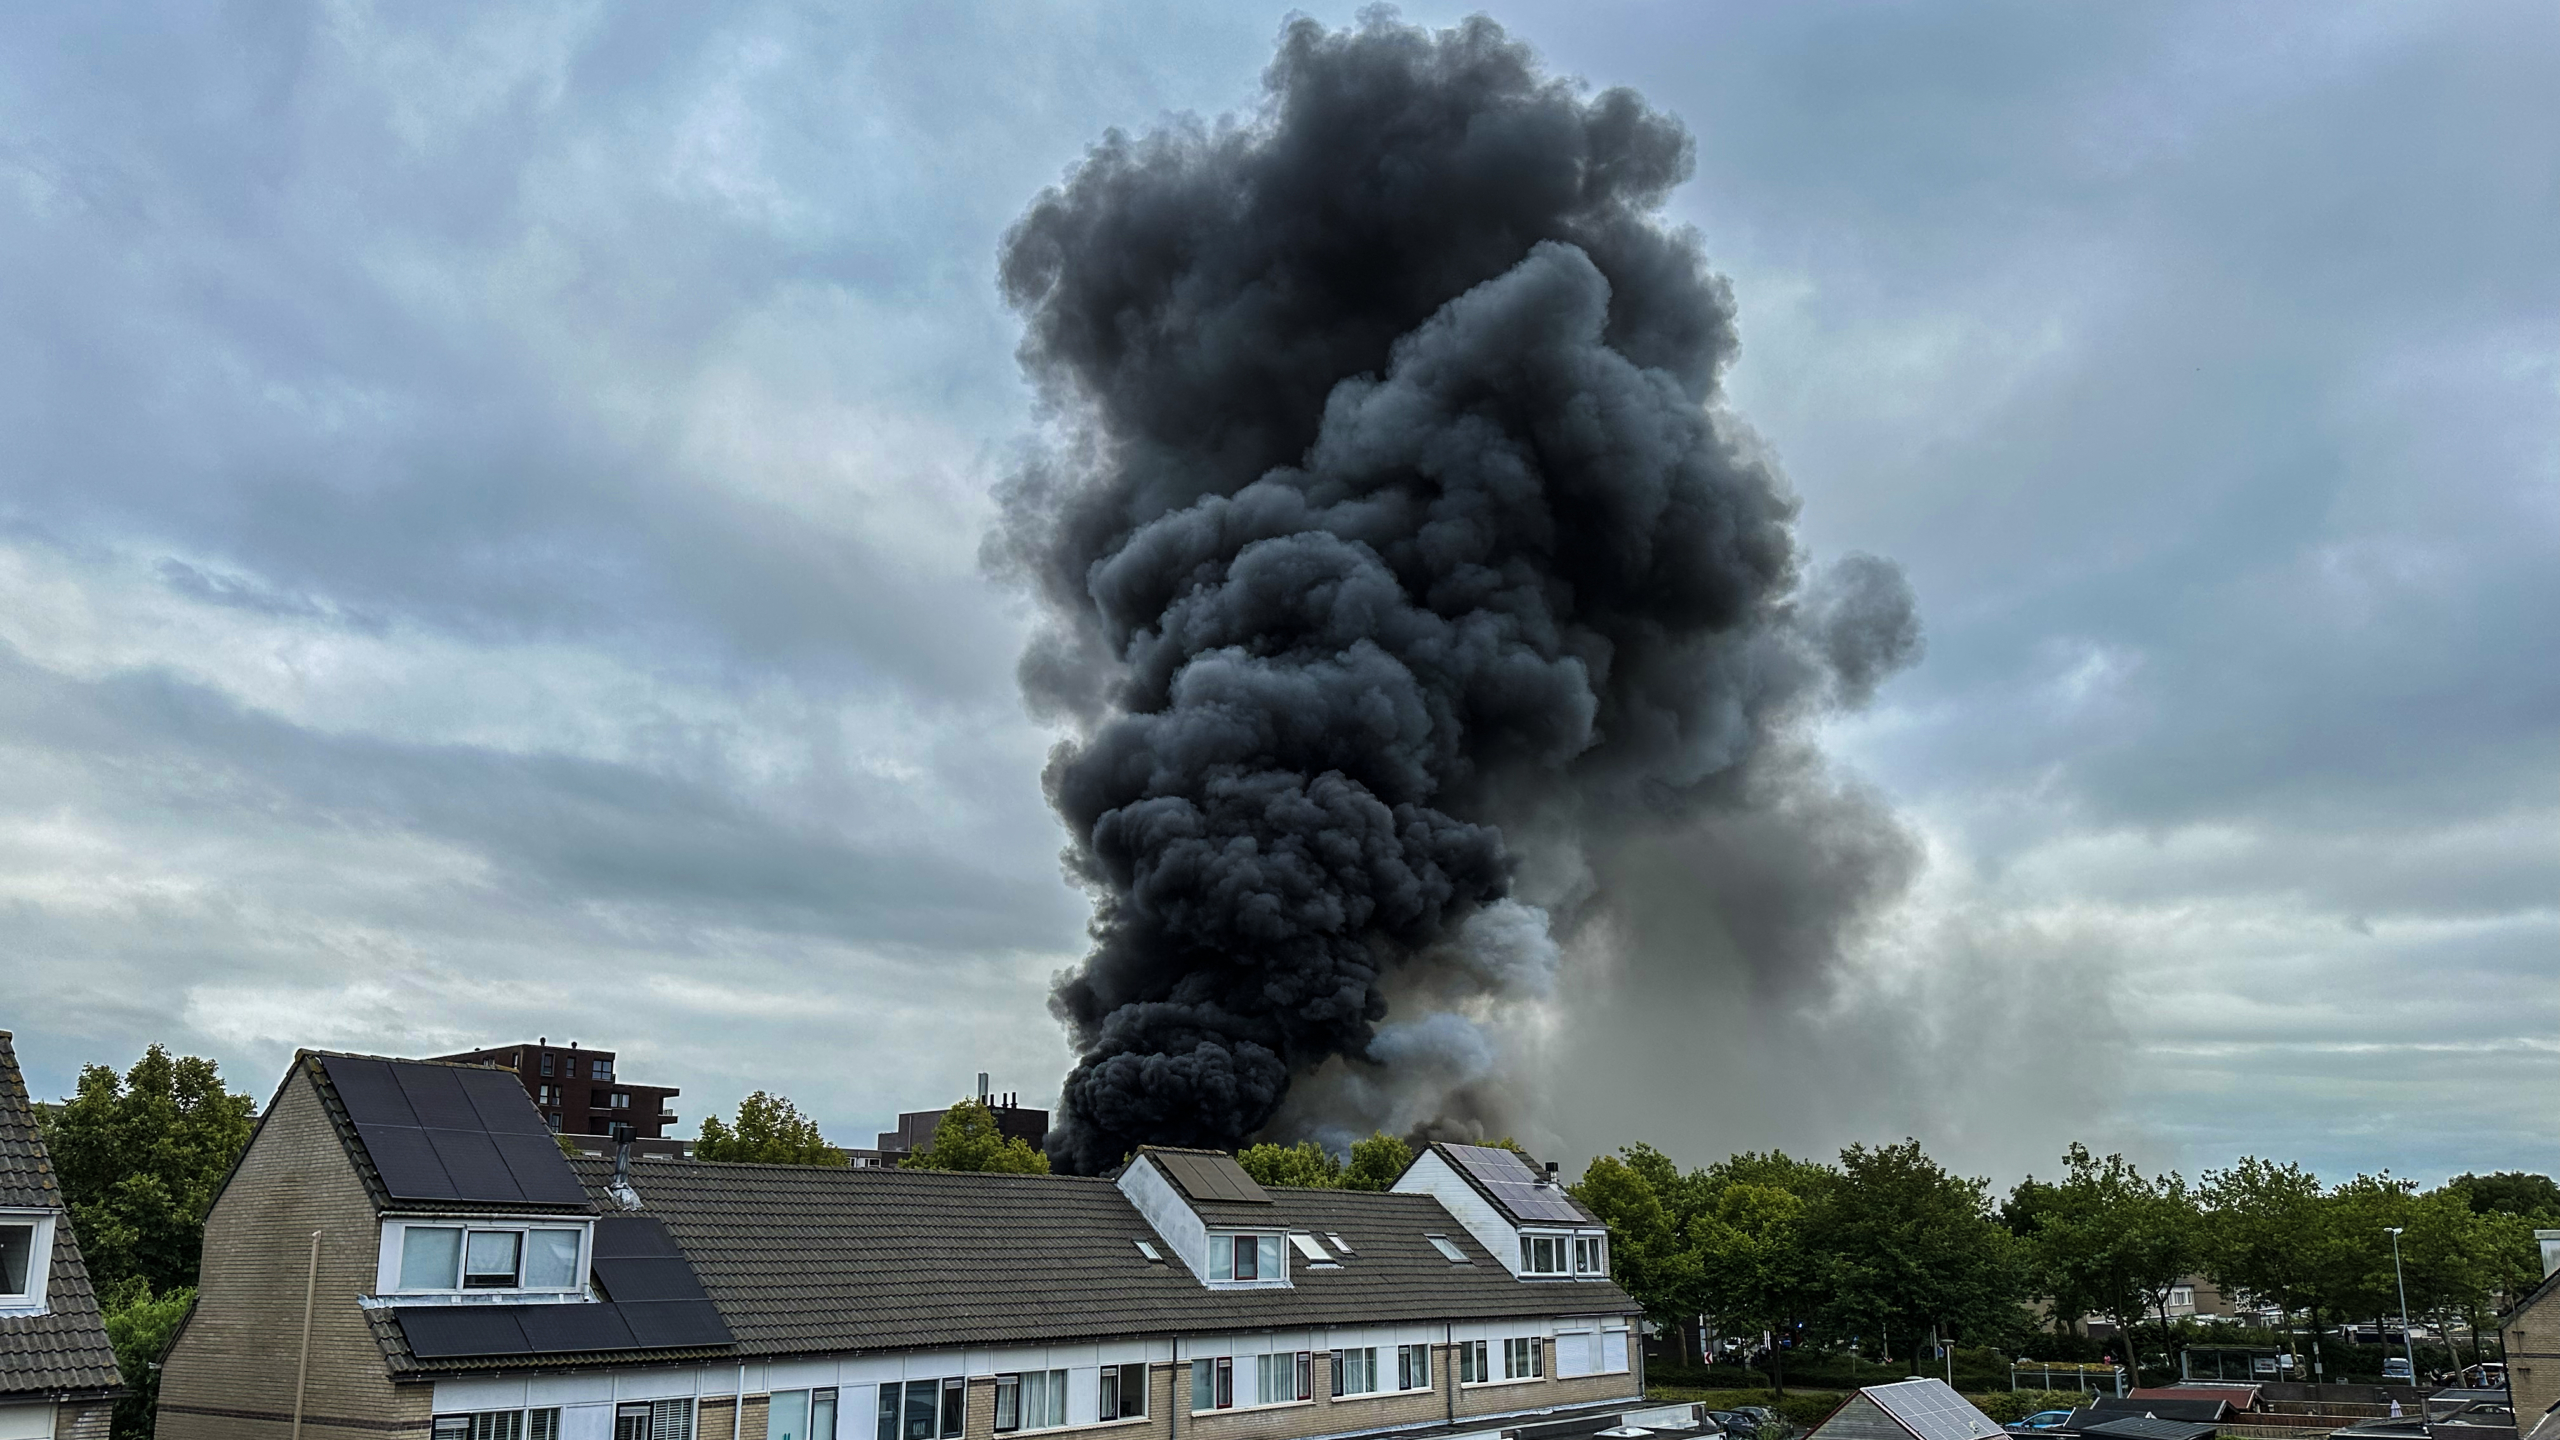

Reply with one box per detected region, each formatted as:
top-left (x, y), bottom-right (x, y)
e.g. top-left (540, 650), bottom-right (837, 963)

top-left (993, 15), bottom-right (1921, 1174)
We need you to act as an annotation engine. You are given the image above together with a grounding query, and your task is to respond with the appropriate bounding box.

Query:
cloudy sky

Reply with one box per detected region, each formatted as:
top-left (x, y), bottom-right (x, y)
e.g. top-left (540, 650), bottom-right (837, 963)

top-left (3, 1), bottom-right (2551, 1190)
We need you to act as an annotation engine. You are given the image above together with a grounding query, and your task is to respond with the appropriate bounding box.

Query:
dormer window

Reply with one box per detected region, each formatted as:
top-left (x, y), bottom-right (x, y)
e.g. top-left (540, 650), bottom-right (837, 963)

top-left (1206, 1233), bottom-right (1283, 1282)
top-left (1574, 1236), bottom-right (1608, 1275)
top-left (0, 1214), bottom-right (46, 1309)
top-left (1520, 1235), bottom-right (1571, 1275)
top-left (465, 1231), bottom-right (522, 1288)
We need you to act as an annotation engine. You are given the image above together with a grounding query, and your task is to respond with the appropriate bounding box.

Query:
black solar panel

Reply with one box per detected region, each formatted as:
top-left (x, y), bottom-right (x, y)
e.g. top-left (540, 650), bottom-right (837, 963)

top-left (397, 1306), bottom-right (533, 1358)
top-left (593, 1215), bottom-right (685, 1259)
top-left (594, 1256), bottom-right (707, 1303)
top-left (395, 1301), bottom-right (730, 1359)
top-left (620, 1298), bottom-right (732, 1348)
top-left (1443, 1143), bottom-right (1590, 1224)
top-left (516, 1302), bottom-right (640, 1354)
top-left (1152, 1151), bottom-right (1271, 1205)
top-left (323, 1055), bottom-right (588, 1207)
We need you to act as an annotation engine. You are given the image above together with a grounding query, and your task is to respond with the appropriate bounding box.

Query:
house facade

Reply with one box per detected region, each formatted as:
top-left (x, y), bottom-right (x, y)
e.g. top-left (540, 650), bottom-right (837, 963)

top-left (159, 1054), bottom-right (1646, 1440)
top-left (2504, 1232), bottom-right (2560, 1436)
top-left (0, 1031), bottom-right (123, 1440)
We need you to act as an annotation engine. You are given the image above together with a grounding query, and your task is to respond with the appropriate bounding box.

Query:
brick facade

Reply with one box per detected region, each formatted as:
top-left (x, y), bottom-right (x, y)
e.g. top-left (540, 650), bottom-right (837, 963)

top-left (2506, 1281), bottom-right (2557, 1433)
top-left (157, 1071), bottom-right (431, 1440)
top-left (52, 1402), bottom-right (113, 1440)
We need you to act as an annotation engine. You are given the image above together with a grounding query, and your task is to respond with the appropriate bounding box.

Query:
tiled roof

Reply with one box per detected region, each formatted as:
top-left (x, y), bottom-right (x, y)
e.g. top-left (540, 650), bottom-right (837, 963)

top-left (0, 1031), bottom-right (126, 1399)
top-left (569, 1155), bottom-right (1640, 1360)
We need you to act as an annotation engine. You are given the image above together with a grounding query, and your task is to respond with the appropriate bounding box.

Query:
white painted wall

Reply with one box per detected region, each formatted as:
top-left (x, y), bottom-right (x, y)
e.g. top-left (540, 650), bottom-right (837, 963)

top-left (1390, 1152), bottom-right (1519, 1275)
top-left (0, 1404), bottom-right (55, 1440)
top-left (1117, 1158), bottom-right (1209, 1281)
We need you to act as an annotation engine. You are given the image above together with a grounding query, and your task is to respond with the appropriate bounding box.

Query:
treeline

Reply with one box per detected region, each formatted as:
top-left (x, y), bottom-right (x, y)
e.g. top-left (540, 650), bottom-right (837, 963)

top-left (1562, 1137), bottom-right (2556, 1393)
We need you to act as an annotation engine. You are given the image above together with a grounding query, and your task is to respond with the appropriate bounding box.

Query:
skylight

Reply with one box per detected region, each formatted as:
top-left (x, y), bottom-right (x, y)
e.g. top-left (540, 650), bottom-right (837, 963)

top-left (1425, 1234), bottom-right (1469, 1263)
top-left (1288, 1233), bottom-right (1331, 1262)
top-left (1325, 1232), bottom-right (1353, 1254)
top-left (1134, 1239), bottom-right (1163, 1263)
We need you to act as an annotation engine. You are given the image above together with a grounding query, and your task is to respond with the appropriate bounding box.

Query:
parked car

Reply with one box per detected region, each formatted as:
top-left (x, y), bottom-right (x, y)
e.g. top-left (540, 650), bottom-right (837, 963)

top-left (2382, 1357), bottom-right (2414, 1381)
top-left (1707, 1412), bottom-right (1761, 1440)
top-left (2006, 1412), bottom-right (2076, 1434)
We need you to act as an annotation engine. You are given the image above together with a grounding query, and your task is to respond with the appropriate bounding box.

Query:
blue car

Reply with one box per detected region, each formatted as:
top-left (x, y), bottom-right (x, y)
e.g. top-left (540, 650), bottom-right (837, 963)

top-left (2006, 1412), bottom-right (2075, 1434)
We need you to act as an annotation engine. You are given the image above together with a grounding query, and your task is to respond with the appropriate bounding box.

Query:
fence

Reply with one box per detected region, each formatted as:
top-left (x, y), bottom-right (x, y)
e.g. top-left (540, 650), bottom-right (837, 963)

top-left (2009, 1364), bottom-right (2127, 1397)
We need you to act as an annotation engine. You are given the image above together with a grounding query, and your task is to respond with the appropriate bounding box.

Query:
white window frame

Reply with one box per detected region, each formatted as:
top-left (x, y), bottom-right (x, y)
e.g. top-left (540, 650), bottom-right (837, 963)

top-left (0, 1211), bottom-right (55, 1313)
top-left (1572, 1236), bottom-right (1608, 1276)
top-left (1330, 1347), bottom-right (1379, 1398)
top-left (378, 1218), bottom-right (592, 1298)
top-left (993, 1370), bottom-right (1068, 1433)
top-left (1394, 1344), bottom-right (1432, 1392)
top-left (434, 1407), bottom-right (561, 1440)
top-left (1097, 1364), bottom-right (1147, 1423)
top-left (1203, 1232), bottom-right (1289, 1287)
top-left (1518, 1233), bottom-right (1572, 1276)
top-left (764, 1390), bottom-right (836, 1440)
top-left (1502, 1336), bottom-right (1545, 1381)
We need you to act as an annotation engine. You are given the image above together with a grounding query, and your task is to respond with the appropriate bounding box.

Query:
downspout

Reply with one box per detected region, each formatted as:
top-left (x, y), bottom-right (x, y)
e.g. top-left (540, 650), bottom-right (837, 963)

top-left (1444, 1324), bottom-right (1454, 1429)
top-left (735, 1364), bottom-right (747, 1440)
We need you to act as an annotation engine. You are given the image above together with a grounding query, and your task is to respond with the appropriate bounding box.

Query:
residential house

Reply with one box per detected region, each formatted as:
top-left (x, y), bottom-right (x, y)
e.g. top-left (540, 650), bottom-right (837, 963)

top-left (0, 1031), bottom-right (123, 1440)
top-left (2502, 1232), bottom-right (2560, 1437)
top-left (158, 1053), bottom-right (1646, 1440)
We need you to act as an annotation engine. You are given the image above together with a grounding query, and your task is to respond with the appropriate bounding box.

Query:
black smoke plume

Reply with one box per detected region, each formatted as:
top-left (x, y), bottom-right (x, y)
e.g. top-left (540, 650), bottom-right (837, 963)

top-left (993, 15), bottom-right (1921, 1174)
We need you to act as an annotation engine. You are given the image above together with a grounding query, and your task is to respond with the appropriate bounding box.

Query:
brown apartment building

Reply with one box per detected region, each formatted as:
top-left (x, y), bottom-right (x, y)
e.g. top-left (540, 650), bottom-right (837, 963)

top-left (158, 1051), bottom-right (1664, 1440)
top-left (428, 1042), bottom-right (679, 1143)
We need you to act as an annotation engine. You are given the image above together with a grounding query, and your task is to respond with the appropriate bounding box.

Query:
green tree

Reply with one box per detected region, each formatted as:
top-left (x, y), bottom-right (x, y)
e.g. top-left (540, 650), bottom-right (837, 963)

top-left (693, 1091), bottom-right (848, 1166)
top-left (1816, 1139), bottom-right (2029, 1373)
top-left (1237, 1140), bottom-right (1339, 1188)
top-left (1572, 1151), bottom-right (1697, 1337)
top-left (1340, 1132), bottom-right (1413, 1191)
top-left (2198, 1157), bottom-right (2324, 1372)
top-left (2444, 1172), bottom-right (2560, 1221)
top-left (100, 1279), bottom-right (194, 1440)
top-left (900, 1098), bottom-right (1048, 1173)
top-left (38, 1046), bottom-right (255, 1294)
top-left (2029, 1145), bottom-right (2197, 1383)
top-left (1692, 1182), bottom-right (1824, 1395)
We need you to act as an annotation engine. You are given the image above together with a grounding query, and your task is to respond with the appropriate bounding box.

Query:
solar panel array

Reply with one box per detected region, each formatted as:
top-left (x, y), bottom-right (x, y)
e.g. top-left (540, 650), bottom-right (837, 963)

top-left (1441, 1143), bottom-right (1589, 1224)
top-left (322, 1055), bottom-right (589, 1207)
top-left (1867, 1380), bottom-right (2001, 1440)
top-left (1151, 1150), bottom-right (1271, 1205)
top-left (399, 1215), bottom-right (731, 1359)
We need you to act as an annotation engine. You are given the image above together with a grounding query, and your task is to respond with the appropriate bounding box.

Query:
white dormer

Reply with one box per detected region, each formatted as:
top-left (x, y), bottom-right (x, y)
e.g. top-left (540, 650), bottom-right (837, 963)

top-left (1392, 1143), bottom-right (1611, 1280)
top-left (373, 1215), bottom-right (596, 1304)
top-left (1116, 1149), bottom-right (1291, 1289)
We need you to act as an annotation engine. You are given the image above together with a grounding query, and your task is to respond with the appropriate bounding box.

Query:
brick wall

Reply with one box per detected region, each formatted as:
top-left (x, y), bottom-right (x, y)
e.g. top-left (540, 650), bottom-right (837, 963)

top-left (157, 1068), bottom-right (429, 1440)
top-left (2508, 1288), bottom-right (2556, 1434)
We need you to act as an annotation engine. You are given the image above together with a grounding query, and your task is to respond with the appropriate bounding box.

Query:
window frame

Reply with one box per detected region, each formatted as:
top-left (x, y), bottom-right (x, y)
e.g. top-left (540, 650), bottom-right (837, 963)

top-left (1330, 1347), bottom-right (1379, 1398)
top-left (435, 1409), bottom-right (561, 1440)
top-left (383, 1219), bottom-right (591, 1297)
top-left (1203, 1232), bottom-right (1288, 1286)
top-left (1457, 1340), bottom-right (1488, 1385)
top-left (764, 1390), bottom-right (835, 1440)
top-left (1395, 1344), bottom-right (1432, 1392)
top-left (0, 1212), bottom-right (55, 1310)
top-left (614, 1399), bottom-right (694, 1440)
top-left (1188, 1357), bottom-right (1236, 1414)
top-left (874, 1379), bottom-right (963, 1440)
top-left (1099, 1363), bottom-right (1146, 1422)
top-left (993, 1370), bottom-right (1067, 1434)
top-left (1424, 1233), bottom-right (1470, 1263)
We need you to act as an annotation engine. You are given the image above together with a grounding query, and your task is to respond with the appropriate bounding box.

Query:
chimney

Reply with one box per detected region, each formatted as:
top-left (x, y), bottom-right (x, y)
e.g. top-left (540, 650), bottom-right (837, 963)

top-left (1541, 1161), bottom-right (1560, 1187)
top-left (2538, 1229), bottom-right (2560, 1279)
top-left (614, 1141), bottom-right (631, 1186)
top-left (978, 1072), bottom-right (990, 1104)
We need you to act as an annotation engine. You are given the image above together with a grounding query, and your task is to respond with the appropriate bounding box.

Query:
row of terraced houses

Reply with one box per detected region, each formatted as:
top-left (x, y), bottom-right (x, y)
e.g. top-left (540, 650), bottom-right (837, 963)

top-left (134, 1051), bottom-right (1664, 1440)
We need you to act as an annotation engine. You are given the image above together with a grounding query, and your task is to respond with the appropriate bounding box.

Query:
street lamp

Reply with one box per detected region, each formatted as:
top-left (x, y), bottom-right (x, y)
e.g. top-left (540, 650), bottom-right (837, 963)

top-left (2385, 1227), bottom-right (2417, 1388)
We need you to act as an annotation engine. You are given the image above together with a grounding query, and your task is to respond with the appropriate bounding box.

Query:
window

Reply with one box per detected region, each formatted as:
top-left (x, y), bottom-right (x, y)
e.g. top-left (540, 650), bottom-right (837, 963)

top-left (399, 1227), bottom-right (463, 1290)
top-left (592, 1059), bottom-right (613, 1080)
top-left (1189, 1358), bottom-right (1233, 1412)
top-left (1288, 1233), bottom-right (1331, 1263)
top-left (1133, 1240), bottom-right (1163, 1264)
top-left (1330, 1348), bottom-right (1377, 1397)
top-left (1396, 1345), bottom-right (1431, 1391)
top-left (1325, 1233), bottom-right (1353, 1254)
top-left (545, 1113), bottom-right (563, 1133)
top-left (523, 1228), bottom-right (581, 1289)
top-left (1457, 1341), bottom-right (1488, 1384)
top-left (767, 1391), bottom-right (835, 1440)
top-left (1556, 1330), bottom-right (1595, 1378)
top-left (1206, 1234), bottom-right (1285, 1282)
top-left (538, 1084), bottom-right (562, 1106)
top-left (615, 1401), bottom-right (693, 1440)
top-left (1425, 1234), bottom-right (1469, 1263)
top-left (1248, 1352), bottom-right (1311, 1406)
top-left (1519, 1236), bottom-right (1567, 1274)
top-left (612, 1092), bottom-right (631, 1109)
top-left (1573, 1237), bottom-right (1606, 1275)
top-left (541, 1052), bottom-right (556, 1077)
top-left (876, 1379), bottom-right (963, 1440)
top-left (1099, 1364), bottom-right (1146, 1421)
top-left (463, 1230), bottom-right (522, 1288)
top-left (1502, 1337), bottom-right (1544, 1380)
top-left (0, 1222), bottom-right (33, 1298)
top-left (434, 1410), bottom-right (561, 1440)
top-left (994, 1371), bottom-right (1065, 1432)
